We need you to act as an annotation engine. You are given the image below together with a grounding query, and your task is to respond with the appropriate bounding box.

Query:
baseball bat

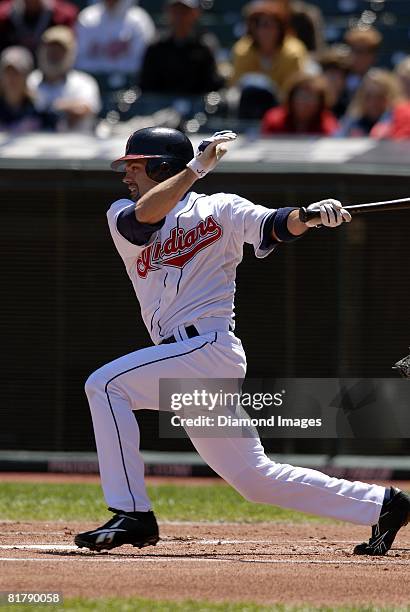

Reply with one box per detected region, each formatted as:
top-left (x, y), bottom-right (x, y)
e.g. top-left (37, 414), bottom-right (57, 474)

top-left (299, 197), bottom-right (410, 223)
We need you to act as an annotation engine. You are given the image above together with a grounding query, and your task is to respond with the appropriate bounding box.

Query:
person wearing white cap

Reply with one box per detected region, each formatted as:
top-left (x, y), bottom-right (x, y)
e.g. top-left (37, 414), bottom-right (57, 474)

top-left (139, 0), bottom-right (224, 95)
top-left (27, 25), bottom-right (101, 132)
top-left (0, 45), bottom-right (43, 132)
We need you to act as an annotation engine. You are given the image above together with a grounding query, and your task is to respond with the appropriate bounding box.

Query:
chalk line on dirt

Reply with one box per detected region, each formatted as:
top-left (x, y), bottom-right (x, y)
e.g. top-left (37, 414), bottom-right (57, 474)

top-left (1, 556), bottom-right (410, 566)
top-left (0, 540), bottom-right (361, 551)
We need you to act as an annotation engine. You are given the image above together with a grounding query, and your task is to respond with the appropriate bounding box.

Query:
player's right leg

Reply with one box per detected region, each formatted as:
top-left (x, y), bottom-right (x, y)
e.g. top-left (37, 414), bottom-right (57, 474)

top-left (173, 334), bottom-right (410, 555)
top-left (186, 431), bottom-right (410, 555)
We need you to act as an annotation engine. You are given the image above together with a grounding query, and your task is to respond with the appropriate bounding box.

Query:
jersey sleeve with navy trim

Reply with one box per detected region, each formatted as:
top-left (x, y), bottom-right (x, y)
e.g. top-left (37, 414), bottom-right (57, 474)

top-left (117, 206), bottom-right (166, 246)
top-left (228, 194), bottom-right (279, 258)
top-left (107, 199), bottom-right (160, 263)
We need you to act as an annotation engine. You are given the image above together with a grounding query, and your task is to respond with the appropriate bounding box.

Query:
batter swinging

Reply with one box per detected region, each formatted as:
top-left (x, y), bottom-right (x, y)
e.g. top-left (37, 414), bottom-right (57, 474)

top-left (75, 128), bottom-right (410, 556)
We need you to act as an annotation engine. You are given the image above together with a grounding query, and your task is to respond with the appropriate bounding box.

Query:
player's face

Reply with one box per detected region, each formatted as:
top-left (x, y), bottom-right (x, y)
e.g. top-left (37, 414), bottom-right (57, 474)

top-left (122, 160), bottom-right (158, 201)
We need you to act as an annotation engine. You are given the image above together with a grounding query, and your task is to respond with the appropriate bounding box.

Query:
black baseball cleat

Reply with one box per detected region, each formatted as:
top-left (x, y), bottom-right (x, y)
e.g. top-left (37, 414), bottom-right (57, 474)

top-left (74, 508), bottom-right (159, 551)
top-left (353, 487), bottom-right (410, 556)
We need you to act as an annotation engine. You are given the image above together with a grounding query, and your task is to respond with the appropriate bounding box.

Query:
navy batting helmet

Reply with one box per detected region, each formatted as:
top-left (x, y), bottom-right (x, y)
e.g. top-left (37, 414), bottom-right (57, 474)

top-left (111, 127), bottom-right (194, 182)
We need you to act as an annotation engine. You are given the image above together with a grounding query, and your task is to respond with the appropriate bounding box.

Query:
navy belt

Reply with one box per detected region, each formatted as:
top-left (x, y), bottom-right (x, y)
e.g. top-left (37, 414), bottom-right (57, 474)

top-left (160, 325), bottom-right (199, 344)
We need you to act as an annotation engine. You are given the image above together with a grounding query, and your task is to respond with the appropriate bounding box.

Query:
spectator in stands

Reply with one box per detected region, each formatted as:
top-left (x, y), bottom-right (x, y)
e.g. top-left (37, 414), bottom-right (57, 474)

top-left (75, 0), bottom-right (155, 91)
top-left (337, 68), bottom-right (402, 138)
top-left (140, 0), bottom-right (223, 95)
top-left (344, 26), bottom-right (382, 100)
top-left (317, 46), bottom-right (350, 119)
top-left (395, 56), bottom-right (410, 100)
top-left (0, 0), bottom-right (78, 56)
top-left (375, 102), bottom-right (410, 140)
top-left (0, 45), bottom-right (43, 132)
top-left (230, 1), bottom-right (307, 95)
top-left (358, 58), bottom-right (410, 140)
top-left (277, 0), bottom-right (324, 52)
top-left (28, 26), bottom-right (101, 132)
top-left (261, 73), bottom-right (339, 135)
top-left (237, 73), bottom-right (279, 120)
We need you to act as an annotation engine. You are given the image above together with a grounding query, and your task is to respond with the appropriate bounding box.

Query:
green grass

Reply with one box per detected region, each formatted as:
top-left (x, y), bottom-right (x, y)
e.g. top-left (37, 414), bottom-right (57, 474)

top-left (0, 599), bottom-right (406, 612)
top-left (0, 482), bottom-right (326, 523)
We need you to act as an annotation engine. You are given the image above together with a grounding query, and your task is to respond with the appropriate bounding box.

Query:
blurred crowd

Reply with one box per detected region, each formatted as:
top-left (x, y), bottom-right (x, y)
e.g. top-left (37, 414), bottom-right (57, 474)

top-left (1, 0), bottom-right (410, 138)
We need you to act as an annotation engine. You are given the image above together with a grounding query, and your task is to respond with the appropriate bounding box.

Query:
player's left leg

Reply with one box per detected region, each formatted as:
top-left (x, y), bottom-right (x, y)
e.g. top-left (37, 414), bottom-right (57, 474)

top-left (75, 330), bottom-right (243, 551)
top-left (76, 338), bottom-right (212, 551)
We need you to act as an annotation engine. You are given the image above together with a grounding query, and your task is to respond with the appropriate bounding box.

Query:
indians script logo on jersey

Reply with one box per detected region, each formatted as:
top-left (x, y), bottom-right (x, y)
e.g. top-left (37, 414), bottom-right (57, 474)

top-left (136, 215), bottom-right (223, 279)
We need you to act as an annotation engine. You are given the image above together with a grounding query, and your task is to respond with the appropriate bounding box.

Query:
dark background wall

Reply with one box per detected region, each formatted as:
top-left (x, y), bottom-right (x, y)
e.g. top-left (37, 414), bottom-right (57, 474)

top-left (1, 168), bottom-right (409, 455)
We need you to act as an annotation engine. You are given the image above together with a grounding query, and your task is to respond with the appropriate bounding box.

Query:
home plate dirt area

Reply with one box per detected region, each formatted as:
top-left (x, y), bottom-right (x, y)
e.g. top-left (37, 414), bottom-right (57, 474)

top-left (1, 521), bottom-right (410, 607)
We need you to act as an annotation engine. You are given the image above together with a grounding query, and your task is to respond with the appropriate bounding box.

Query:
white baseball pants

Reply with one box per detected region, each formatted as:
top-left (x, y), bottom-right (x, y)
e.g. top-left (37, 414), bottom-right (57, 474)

top-left (84, 330), bottom-right (385, 525)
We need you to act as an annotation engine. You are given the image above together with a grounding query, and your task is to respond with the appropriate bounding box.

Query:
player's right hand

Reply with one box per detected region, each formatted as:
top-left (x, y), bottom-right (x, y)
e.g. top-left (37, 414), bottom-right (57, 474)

top-left (187, 131), bottom-right (237, 178)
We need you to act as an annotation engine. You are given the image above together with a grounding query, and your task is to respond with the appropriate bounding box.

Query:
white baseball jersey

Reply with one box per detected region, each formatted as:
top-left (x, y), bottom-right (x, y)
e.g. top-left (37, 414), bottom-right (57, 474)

top-left (107, 191), bottom-right (277, 344)
top-left (75, 0), bottom-right (155, 75)
top-left (28, 69), bottom-right (101, 133)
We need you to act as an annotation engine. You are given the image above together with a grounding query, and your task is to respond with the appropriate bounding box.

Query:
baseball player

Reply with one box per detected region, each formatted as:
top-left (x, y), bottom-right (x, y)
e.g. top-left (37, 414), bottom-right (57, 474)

top-left (75, 127), bottom-right (410, 556)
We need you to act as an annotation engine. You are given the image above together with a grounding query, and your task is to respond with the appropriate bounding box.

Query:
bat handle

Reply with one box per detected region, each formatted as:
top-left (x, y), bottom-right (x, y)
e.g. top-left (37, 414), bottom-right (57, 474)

top-left (299, 207), bottom-right (321, 223)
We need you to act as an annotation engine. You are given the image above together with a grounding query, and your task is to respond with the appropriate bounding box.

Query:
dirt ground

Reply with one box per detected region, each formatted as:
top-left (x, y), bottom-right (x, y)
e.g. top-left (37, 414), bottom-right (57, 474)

top-left (2, 475), bottom-right (410, 607)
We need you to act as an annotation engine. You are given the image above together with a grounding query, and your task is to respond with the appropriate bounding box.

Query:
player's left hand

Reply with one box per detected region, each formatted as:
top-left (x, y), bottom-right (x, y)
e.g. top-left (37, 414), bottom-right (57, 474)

top-left (305, 199), bottom-right (352, 228)
top-left (187, 131), bottom-right (237, 178)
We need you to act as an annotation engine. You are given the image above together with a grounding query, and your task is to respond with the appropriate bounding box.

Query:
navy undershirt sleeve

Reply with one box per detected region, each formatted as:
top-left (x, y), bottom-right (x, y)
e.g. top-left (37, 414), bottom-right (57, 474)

top-left (273, 207), bottom-right (302, 242)
top-left (117, 206), bottom-right (166, 246)
top-left (259, 210), bottom-right (278, 250)
top-left (260, 207), bottom-right (302, 248)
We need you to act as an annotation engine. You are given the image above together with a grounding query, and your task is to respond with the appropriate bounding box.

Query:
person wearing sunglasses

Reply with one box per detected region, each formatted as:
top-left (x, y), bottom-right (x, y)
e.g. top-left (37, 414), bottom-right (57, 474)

top-left (230, 0), bottom-right (307, 96)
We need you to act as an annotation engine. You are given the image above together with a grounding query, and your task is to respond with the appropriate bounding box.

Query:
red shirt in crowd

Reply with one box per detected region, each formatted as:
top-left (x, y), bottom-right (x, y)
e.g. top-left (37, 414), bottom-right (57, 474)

top-left (372, 102), bottom-right (410, 140)
top-left (0, 0), bottom-right (78, 54)
top-left (262, 106), bottom-right (339, 135)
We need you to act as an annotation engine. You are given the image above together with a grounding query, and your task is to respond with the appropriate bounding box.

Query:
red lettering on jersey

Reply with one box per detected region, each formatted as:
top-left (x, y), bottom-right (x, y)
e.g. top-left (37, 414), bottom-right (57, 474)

top-left (162, 227), bottom-right (179, 256)
top-left (152, 241), bottom-right (161, 261)
top-left (136, 244), bottom-right (160, 279)
top-left (135, 215), bottom-right (223, 279)
top-left (87, 39), bottom-right (131, 60)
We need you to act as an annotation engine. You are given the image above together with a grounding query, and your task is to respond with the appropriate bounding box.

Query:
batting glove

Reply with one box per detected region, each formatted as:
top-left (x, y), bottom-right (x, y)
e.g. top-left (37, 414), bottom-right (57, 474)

top-left (305, 199), bottom-right (352, 228)
top-left (187, 130), bottom-right (237, 178)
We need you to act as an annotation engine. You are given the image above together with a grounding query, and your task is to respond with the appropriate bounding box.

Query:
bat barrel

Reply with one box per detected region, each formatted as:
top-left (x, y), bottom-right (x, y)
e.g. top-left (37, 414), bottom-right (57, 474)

top-left (345, 198), bottom-right (410, 214)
